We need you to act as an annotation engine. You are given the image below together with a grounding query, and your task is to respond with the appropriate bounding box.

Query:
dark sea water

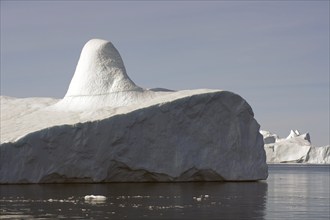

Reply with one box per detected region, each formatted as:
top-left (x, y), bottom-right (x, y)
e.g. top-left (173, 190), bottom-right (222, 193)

top-left (0, 164), bottom-right (329, 219)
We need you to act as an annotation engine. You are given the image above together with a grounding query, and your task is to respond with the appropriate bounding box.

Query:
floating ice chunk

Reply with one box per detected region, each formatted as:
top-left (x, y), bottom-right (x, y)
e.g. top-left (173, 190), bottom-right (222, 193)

top-left (84, 195), bottom-right (107, 201)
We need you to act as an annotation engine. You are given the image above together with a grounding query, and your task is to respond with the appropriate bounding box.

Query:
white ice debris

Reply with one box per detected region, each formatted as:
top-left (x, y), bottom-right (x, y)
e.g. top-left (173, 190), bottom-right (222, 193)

top-left (0, 39), bottom-right (268, 183)
top-left (84, 195), bottom-right (107, 201)
top-left (261, 130), bottom-right (329, 163)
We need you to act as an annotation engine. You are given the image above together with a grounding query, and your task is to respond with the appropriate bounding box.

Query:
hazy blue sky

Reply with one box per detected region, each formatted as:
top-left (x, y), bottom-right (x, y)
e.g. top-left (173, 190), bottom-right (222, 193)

top-left (1, 1), bottom-right (329, 146)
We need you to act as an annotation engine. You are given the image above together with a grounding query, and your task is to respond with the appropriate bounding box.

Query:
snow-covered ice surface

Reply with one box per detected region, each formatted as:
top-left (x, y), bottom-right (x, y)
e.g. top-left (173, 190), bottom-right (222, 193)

top-left (261, 130), bottom-right (329, 163)
top-left (0, 39), bottom-right (268, 183)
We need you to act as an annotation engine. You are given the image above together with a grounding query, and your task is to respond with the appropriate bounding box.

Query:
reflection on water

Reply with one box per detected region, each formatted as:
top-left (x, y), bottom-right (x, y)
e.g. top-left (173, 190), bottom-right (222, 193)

top-left (266, 164), bottom-right (330, 220)
top-left (0, 165), bottom-right (329, 219)
top-left (0, 182), bottom-right (267, 219)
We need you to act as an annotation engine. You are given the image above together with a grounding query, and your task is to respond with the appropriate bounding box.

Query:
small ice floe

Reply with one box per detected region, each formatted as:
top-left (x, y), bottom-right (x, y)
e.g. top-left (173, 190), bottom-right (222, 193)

top-left (193, 195), bottom-right (209, 202)
top-left (84, 195), bottom-right (107, 204)
top-left (193, 196), bottom-right (202, 202)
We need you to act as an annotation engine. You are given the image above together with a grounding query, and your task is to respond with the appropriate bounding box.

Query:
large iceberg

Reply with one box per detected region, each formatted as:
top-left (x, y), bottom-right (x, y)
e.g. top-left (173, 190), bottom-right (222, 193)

top-left (261, 130), bottom-right (329, 163)
top-left (0, 39), bottom-right (268, 183)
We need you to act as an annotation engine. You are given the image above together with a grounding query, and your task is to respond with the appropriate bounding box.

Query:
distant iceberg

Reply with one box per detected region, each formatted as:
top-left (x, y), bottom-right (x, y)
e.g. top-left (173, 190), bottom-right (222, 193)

top-left (0, 39), bottom-right (268, 183)
top-left (261, 130), bottom-right (329, 163)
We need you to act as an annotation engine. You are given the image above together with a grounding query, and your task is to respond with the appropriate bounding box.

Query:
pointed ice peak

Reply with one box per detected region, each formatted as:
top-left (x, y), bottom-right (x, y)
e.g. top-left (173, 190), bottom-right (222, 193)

top-left (64, 39), bottom-right (140, 97)
top-left (286, 130), bottom-right (311, 143)
top-left (302, 133), bottom-right (311, 143)
top-left (287, 129), bottom-right (300, 139)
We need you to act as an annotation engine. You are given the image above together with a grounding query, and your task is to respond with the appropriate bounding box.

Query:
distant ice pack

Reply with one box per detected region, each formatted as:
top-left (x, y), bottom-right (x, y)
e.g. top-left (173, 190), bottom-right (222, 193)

top-left (261, 129), bottom-right (329, 163)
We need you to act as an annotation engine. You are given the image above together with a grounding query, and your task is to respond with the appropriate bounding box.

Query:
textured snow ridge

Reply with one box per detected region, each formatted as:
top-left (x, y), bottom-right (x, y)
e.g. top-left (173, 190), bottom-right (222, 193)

top-left (0, 39), bottom-right (268, 183)
top-left (261, 130), bottom-right (329, 163)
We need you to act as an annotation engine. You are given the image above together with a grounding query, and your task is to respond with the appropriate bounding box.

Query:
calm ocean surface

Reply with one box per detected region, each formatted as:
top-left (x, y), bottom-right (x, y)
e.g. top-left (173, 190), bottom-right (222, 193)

top-left (1, 164), bottom-right (329, 219)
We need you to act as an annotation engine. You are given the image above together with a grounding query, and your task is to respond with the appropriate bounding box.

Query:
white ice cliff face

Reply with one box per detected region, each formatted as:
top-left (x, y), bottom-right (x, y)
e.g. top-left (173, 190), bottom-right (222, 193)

top-left (261, 130), bottom-right (329, 163)
top-left (0, 39), bottom-right (268, 183)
